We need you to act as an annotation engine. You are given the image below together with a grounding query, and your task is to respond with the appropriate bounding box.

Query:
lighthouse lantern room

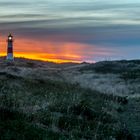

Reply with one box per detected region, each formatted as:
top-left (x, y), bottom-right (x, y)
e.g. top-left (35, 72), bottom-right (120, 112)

top-left (6, 33), bottom-right (14, 61)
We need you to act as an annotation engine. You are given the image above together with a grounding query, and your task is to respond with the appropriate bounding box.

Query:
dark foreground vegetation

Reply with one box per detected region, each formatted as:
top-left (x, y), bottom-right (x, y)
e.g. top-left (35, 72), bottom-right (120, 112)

top-left (0, 58), bottom-right (140, 139)
top-left (80, 60), bottom-right (140, 80)
top-left (0, 72), bottom-right (137, 140)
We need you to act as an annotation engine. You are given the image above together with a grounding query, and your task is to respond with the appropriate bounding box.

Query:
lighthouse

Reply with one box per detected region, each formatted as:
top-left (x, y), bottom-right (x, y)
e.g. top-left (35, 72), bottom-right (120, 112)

top-left (6, 33), bottom-right (14, 61)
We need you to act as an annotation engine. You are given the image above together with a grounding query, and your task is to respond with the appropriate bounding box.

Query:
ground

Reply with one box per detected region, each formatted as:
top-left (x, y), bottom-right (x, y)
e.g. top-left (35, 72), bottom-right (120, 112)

top-left (0, 57), bottom-right (140, 140)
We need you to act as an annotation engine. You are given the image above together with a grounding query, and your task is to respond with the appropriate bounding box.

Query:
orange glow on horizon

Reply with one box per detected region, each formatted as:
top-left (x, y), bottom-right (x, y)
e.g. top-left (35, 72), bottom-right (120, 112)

top-left (0, 36), bottom-right (83, 63)
top-left (0, 53), bottom-right (81, 63)
top-left (0, 36), bottom-right (112, 63)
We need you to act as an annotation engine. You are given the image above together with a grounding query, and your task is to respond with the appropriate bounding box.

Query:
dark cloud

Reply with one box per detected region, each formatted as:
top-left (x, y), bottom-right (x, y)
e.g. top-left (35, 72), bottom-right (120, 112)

top-left (1, 18), bottom-right (139, 47)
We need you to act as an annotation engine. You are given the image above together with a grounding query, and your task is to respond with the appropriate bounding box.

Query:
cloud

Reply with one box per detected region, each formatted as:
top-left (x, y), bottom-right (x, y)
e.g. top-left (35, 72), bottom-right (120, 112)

top-left (0, 0), bottom-right (140, 61)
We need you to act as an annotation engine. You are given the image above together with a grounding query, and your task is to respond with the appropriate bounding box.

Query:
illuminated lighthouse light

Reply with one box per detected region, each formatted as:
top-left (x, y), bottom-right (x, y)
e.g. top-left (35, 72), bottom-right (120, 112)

top-left (8, 36), bottom-right (12, 40)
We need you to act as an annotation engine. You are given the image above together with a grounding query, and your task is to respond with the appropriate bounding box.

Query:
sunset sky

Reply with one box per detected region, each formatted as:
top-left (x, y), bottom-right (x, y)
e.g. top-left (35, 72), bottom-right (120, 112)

top-left (0, 0), bottom-right (140, 62)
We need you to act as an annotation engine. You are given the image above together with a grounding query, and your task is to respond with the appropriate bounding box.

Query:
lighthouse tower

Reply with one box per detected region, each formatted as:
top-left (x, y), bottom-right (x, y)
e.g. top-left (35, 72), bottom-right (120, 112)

top-left (6, 33), bottom-right (14, 61)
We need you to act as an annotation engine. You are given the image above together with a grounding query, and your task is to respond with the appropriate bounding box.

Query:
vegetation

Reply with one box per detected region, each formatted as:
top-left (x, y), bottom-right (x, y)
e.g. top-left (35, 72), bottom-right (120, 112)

top-left (121, 70), bottom-right (140, 80)
top-left (79, 60), bottom-right (140, 82)
top-left (0, 72), bottom-right (134, 140)
top-left (0, 58), bottom-right (139, 139)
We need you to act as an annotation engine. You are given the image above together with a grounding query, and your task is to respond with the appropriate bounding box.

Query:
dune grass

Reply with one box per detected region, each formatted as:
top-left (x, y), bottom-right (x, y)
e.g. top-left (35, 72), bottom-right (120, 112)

top-left (0, 72), bottom-right (134, 140)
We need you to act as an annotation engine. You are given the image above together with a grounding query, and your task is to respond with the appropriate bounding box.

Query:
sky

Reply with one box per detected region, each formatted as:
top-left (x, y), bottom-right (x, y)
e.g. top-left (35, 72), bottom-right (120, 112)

top-left (0, 0), bottom-right (140, 63)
